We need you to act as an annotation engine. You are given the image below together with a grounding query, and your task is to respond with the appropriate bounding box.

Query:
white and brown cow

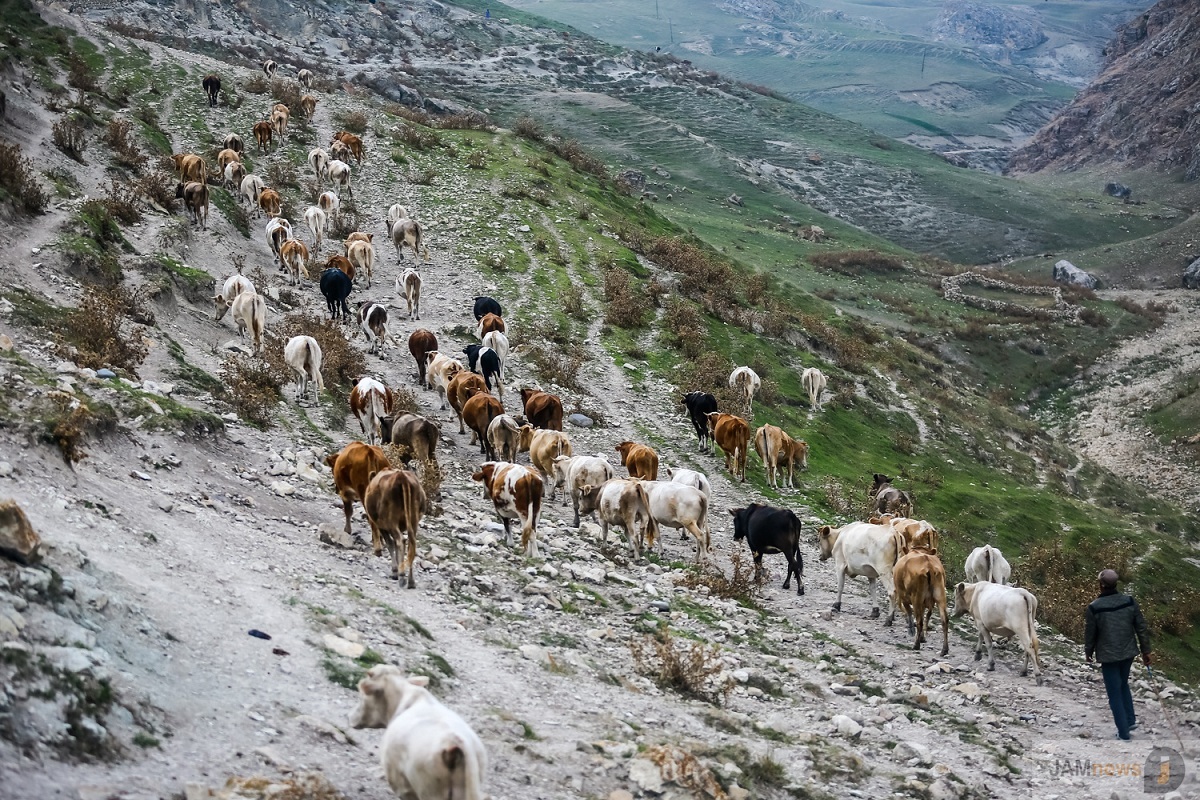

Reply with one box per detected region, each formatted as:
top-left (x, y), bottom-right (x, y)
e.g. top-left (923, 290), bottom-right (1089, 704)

top-left (642, 481), bottom-right (710, 560)
top-left (552, 455), bottom-right (615, 528)
top-left (424, 352), bottom-right (465, 410)
top-left (350, 377), bottom-right (393, 445)
top-left (472, 462), bottom-right (544, 558)
top-left (753, 424), bottom-right (809, 489)
top-left (577, 479), bottom-right (656, 558)
top-left (357, 301), bottom-right (390, 355)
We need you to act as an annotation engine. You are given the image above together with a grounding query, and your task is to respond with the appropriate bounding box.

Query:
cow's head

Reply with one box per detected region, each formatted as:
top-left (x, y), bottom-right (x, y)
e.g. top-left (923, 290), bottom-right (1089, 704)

top-left (816, 525), bottom-right (836, 561)
top-left (728, 506), bottom-right (749, 541)
top-left (871, 473), bottom-right (892, 491)
top-left (951, 582), bottom-right (972, 617)
top-left (792, 440), bottom-right (809, 470)
top-left (471, 463), bottom-right (498, 498)
top-left (379, 414), bottom-right (395, 443)
top-left (325, 453), bottom-right (339, 470)
top-left (517, 425), bottom-right (536, 453)
top-left (614, 442), bottom-right (633, 465)
top-left (577, 483), bottom-right (603, 516)
top-left (705, 411), bottom-right (721, 435)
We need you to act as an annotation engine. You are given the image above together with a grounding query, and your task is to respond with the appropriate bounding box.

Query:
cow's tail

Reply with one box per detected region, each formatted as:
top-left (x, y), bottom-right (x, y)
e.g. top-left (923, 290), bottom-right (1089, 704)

top-left (1024, 589), bottom-right (1041, 667)
top-left (441, 739), bottom-right (466, 798)
top-left (305, 339), bottom-right (325, 393)
top-left (635, 481), bottom-right (657, 553)
top-left (982, 546), bottom-right (992, 582)
top-left (698, 491), bottom-right (711, 552)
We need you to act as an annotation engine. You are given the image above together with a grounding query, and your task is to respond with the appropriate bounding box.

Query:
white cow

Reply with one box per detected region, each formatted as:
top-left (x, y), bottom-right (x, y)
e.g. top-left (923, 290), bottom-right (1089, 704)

top-left (728, 366), bottom-right (761, 412)
top-left (213, 275), bottom-right (254, 321)
top-left (265, 217), bottom-right (292, 258)
top-left (238, 173), bottom-right (265, 208)
top-left (801, 366), bottom-right (827, 411)
top-left (231, 291), bottom-right (266, 354)
top-left (318, 190), bottom-right (340, 222)
top-left (664, 467), bottom-right (712, 499)
top-left (398, 267), bottom-right (422, 319)
top-left (328, 159), bottom-right (353, 198)
top-left (349, 666), bottom-right (487, 800)
top-left (817, 521), bottom-right (906, 618)
top-left (964, 545), bottom-right (1011, 585)
top-left (642, 481), bottom-right (710, 560)
top-left (284, 335), bottom-right (324, 405)
top-left (387, 203), bottom-right (409, 229)
top-left (308, 147), bottom-right (330, 184)
top-left (304, 205), bottom-right (327, 250)
top-left (481, 330), bottom-right (508, 367)
top-left (577, 479), bottom-right (656, 558)
top-left (952, 581), bottom-right (1042, 685)
top-left (552, 455), bottom-right (616, 527)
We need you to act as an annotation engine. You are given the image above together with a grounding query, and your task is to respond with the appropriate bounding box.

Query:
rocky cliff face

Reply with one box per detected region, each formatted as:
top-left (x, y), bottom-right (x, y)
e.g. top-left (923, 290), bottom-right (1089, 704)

top-left (1008, 0), bottom-right (1200, 177)
top-left (930, 1), bottom-right (1047, 51)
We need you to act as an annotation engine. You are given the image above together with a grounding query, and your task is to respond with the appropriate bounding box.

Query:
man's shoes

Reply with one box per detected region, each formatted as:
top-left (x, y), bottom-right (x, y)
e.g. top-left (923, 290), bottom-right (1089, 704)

top-left (1118, 733), bottom-right (1132, 741)
top-left (1130, 722), bottom-right (1139, 730)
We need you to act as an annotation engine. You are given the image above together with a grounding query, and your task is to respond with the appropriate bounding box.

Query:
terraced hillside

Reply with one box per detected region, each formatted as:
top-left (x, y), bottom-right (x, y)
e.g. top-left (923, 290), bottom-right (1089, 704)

top-left (2, 1), bottom-right (1200, 799)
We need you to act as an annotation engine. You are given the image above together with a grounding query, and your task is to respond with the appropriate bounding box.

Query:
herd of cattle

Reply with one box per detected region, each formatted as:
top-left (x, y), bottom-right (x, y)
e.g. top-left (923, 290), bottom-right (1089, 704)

top-left (181, 62), bottom-right (1044, 799)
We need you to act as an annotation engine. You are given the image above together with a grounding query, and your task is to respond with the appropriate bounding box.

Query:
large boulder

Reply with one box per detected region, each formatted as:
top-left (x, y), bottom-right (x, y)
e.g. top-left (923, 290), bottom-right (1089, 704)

top-left (1183, 256), bottom-right (1200, 289)
top-left (1053, 260), bottom-right (1100, 290)
top-left (0, 500), bottom-right (41, 564)
top-left (1105, 182), bottom-right (1133, 200)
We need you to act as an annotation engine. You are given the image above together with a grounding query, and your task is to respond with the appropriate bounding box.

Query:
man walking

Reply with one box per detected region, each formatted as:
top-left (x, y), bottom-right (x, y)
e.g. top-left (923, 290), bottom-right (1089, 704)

top-left (1085, 569), bottom-right (1152, 740)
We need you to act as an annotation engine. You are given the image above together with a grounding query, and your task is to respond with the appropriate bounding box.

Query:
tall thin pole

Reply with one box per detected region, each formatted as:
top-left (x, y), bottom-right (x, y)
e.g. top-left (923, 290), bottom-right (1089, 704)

top-left (655, 0), bottom-right (659, 19)
top-left (669, 18), bottom-right (673, 43)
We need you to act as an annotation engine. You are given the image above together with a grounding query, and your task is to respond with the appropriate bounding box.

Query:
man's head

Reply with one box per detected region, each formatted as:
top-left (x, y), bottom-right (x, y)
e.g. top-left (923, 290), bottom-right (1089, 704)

top-left (1098, 569), bottom-right (1119, 590)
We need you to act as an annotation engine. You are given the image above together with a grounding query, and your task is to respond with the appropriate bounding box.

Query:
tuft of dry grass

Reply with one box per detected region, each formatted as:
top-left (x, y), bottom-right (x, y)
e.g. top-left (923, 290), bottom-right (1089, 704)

top-left (810, 249), bottom-right (906, 276)
top-left (219, 354), bottom-right (281, 428)
top-left (103, 117), bottom-right (145, 172)
top-left (270, 79), bottom-right (304, 111)
top-left (52, 115), bottom-right (89, 161)
top-left (102, 178), bottom-right (142, 224)
top-left (392, 124), bottom-right (443, 151)
top-left (243, 74), bottom-right (269, 94)
top-left (512, 116), bottom-right (544, 141)
top-left (136, 170), bottom-right (178, 212)
top-left (603, 267), bottom-right (652, 328)
top-left (334, 110), bottom-right (369, 134)
top-left (57, 286), bottom-right (151, 374)
top-left (407, 168), bottom-right (437, 186)
top-left (630, 628), bottom-right (733, 706)
top-left (0, 141), bottom-right (50, 213)
top-left (675, 550), bottom-right (762, 605)
top-left (661, 298), bottom-right (706, 358)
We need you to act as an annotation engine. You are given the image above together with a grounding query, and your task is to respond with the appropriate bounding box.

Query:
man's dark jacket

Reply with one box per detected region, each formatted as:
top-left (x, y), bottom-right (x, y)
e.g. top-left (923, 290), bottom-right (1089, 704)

top-left (1085, 590), bottom-right (1151, 664)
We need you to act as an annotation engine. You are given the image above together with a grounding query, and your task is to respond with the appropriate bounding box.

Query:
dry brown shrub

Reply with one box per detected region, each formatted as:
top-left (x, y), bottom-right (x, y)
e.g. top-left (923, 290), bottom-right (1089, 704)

top-left (58, 286), bottom-right (151, 374)
top-left (464, 149), bottom-right (487, 169)
top-left (52, 116), bottom-right (89, 161)
top-left (512, 116), bottom-right (544, 141)
top-left (270, 79), bottom-right (303, 111)
top-left (0, 141), bottom-right (50, 213)
top-left (407, 168), bottom-right (437, 186)
top-left (390, 387), bottom-right (421, 415)
top-left (562, 283), bottom-right (586, 319)
top-left (630, 628), bottom-right (733, 706)
top-left (418, 458), bottom-right (443, 508)
top-left (810, 249), bottom-right (906, 276)
top-left (67, 53), bottom-right (98, 93)
top-left (437, 111), bottom-right (492, 131)
top-left (327, 207), bottom-right (363, 243)
top-left (42, 394), bottom-right (112, 465)
top-left (136, 170), bottom-right (178, 212)
top-left (266, 161), bottom-right (301, 191)
top-left (603, 268), bottom-right (652, 328)
top-left (243, 74), bottom-right (269, 94)
top-left (102, 178), bottom-right (142, 224)
top-left (335, 109), bottom-right (369, 134)
top-left (393, 124), bottom-right (442, 151)
top-left (1019, 539), bottom-right (1135, 641)
top-left (219, 354), bottom-right (281, 428)
top-left (1079, 307), bottom-right (1110, 328)
top-left (548, 138), bottom-right (608, 179)
top-left (661, 298), bottom-right (706, 359)
top-left (103, 117), bottom-right (144, 171)
top-left (386, 104), bottom-right (433, 126)
top-left (675, 351), bottom-right (740, 411)
top-left (271, 313), bottom-right (366, 390)
top-left (675, 550), bottom-right (762, 604)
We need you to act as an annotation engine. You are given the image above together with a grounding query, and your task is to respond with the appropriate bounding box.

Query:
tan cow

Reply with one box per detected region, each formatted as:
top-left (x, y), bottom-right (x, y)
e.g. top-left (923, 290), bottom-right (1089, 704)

top-left (279, 239), bottom-right (309, 286)
top-left (425, 352), bottom-right (465, 409)
top-left (472, 462), bottom-right (544, 558)
top-left (889, 550), bottom-right (949, 656)
top-left (520, 428), bottom-right (572, 498)
top-left (170, 153), bottom-right (207, 185)
top-left (728, 365), bottom-right (760, 413)
top-left (332, 130), bottom-right (364, 163)
top-left (216, 147), bottom-right (241, 175)
top-left (364, 469), bottom-right (425, 588)
top-left (230, 291), bottom-right (266, 354)
top-left (753, 424), bottom-right (808, 489)
top-left (326, 441), bottom-right (391, 552)
top-left (299, 93), bottom-right (317, 121)
top-left (346, 239), bottom-right (375, 289)
top-left (258, 187), bottom-right (282, 219)
top-left (271, 104), bottom-right (290, 141)
top-left (614, 441), bottom-right (658, 481)
top-left (707, 412), bottom-right (749, 482)
top-left (252, 120), bottom-right (273, 153)
top-left (577, 479), bottom-right (656, 558)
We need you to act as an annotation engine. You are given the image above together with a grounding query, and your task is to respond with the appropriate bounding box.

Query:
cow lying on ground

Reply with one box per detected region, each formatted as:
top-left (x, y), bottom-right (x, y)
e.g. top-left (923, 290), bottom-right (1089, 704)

top-left (364, 469), bottom-right (425, 588)
top-left (349, 666), bottom-right (487, 800)
top-left (473, 462), bottom-right (544, 558)
top-left (730, 504), bottom-right (803, 594)
top-left (953, 581), bottom-right (1042, 684)
top-left (889, 550), bottom-right (949, 655)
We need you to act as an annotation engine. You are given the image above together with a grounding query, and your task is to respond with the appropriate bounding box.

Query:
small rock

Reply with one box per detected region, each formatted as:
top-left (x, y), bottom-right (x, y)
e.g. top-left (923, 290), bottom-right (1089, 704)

top-left (893, 740), bottom-right (933, 766)
top-left (295, 461), bottom-right (323, 484)
top-left (271, 481), bottom-right (297, 497)
top-left (952, 682), bottom-right (985, 700)
top-left (0, 500), bottom-right (41, 565)
top-left (0, 334), bottom-right (12, 352)
top-left (727, 786), bottom-right (750, 800)
top-left (323, 634), bottom-right (365, 659)
top-left (629, 758), bottom-right (664, 793)
top-left (519, 644), bottom-right (551, 664)
top-left (156, 498), bottom-right (174, 513)
top-left (295, 714), bottom-right (355, 745)
top-left (131, 470), bottom-right (152, 481)
top-left (567, 413), bottom-right (594, 428)
top-left (831, 714), bottom-right (862, 739)
top-left (608, 791), bottom-right (634, 800)
top-left (650, 600), bottom-right (670, 612)
top-left (318, 524), bottom-right (359, 549)
top-left (0, 462), bottom-right (13, 478)
top-left (96, 368), bottom-right (116, 379)
top-left (184, 782), bottom-right (211, 800)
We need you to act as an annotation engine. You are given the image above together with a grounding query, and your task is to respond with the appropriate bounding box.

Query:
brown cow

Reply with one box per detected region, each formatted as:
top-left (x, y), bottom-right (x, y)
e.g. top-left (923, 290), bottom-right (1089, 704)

top-left (324, 253), bottom-right (355, 282)
top-left (462, 393), bottom-right (503, 457)
top-left (216, 147), bottom-right (241, 174)
top-left (252, 120), bottom-right (273, 153)
top-left (889, 550), bottom-right (950, 656)
top-left (753, 424), bottom-right (808, 489)
top-left (408, 329), bottom-right (438, 385)
top-left (258, 187), bottom-right (282, 218)
top-left (271, 106), bottom-right (289, 142)
top-left (175, 181), bottom-right (209, 230)
top-left (170, 153), bottom-right (207, 185)
top-left (476, 313), bottom-right (505, 339)
top-left (871, 474), bottom-right (915, 519)
top-left (472, 462), bottom-right (544, 558)
top-left (363, 468), bottom-right (425, 588)
top-left (448, 371), bottom-right (488, 434)
top-left (279, 239), bottom-right (309, 286)
top-left (380, 413), bottom-right (441, 466)
top-left (615, 441), bottom-right (659, 482)
top-left (707, 412), bottom-right (749, 482)
top-left (520, 388), bottom-right (563, 431)
top-left (300, 94), bottom-right (317, 121)
top-left (326, 441), bottom-right (391, 553)
top-left (332, 130), bottom-right (364, 163)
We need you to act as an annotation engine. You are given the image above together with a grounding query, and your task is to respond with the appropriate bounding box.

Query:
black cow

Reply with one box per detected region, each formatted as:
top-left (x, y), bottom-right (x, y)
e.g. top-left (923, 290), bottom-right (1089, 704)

top-left (473, 296), bottom-right (502, 321)
top-left (320, 268), bottom-right (352, 322)
top-left (683, 391), bottom-right (718, 453)
top-left (202, 74), bottom-right (221, 107)
top-left (463, 344), bottom-right (503, 394)
top-left (729, 504), bottom-right (803, 595)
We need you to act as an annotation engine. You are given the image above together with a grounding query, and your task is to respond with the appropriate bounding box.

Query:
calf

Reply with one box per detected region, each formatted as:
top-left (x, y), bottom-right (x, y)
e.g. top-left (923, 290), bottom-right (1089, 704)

top-left (398, 268), bottom-right (422, 319)
top-left (730, 504), bottom-right (803, 594)
top-left (476, 313), bottom-right (505, 339)
top-left (802, 366), bottom-right (827, 411)
top-left (364, 468), bottom-right (425, 588)
top-left (643, 481), bottom-right (710, 560)
top-left (889, 550), bottom-right (949, 655)
top-left (347, 239), bottom-right (375, 289)
top-left (231, 291), bottom-right (265, 354)
top-left (408, 329), bottom-right (438, 385)
top-left (953, 582), bottom-right (1042, 684)
top-left (213, 275), bottom-right (254, 322)
top-left (284, 335), bottom-right (323, 405)
top-left (481, 330), bottom-right (508, 367)
top-left (706, 412), bottom-right (749, 482)
top-left (321, 267), bottom-right (353, 322)
top-left (390, 217), bottom-right (426, 261)
top-left (463, 345), bottom-right (503, 396)
top-left (462, 393), bottom-right (503, 457)
top-left (349, 666), bottom-right (487, 800)
top-left (304, 205), bottom-right (327, 250)
top-left (472, 462), bottom-right (544, 557)
top-left (325, 441), bottom-right (391, 549)
top-left (202, 73), bottom-right (220, 107)
top-left (380, 413), bottom-right (441, 466)
top-left (425, 352), bottom-right (465, 410)
top-left (448, 371), bottom-right (488, 434)
top-left (817, 521), bottom-right (906, 618)
top-left (728, 365), bottom-right (761, 413)
top-left (578, 479), bottom-right (656, 558)
top-left (753, 424), bottom-right (808, 489)
top-left (964, 544), bottom-right (1011, 585)
top-left (473, 296), bottom-right (502, 321)
top-left (521, 388), bottom-right (563, 431)
top-left (280, 239), bottom-right (310, 286)
top-left (328, 159), bottom-right (353, 198)
top-left (358, 301), bottom-right (389, 354)
top-left (175, 181), bottom-right (209, 230)
top-left (258, 187), bottom-right (282, 219)
top-left (309, 147), bottom-right (330, 184)
top-left (682, 391), bottom-right (718, 453)
top-left (552, 455), bottom-right (614, 527)
top-left (614, 441), bottom-right (658, 481)
top-left (252, 120), bottom-right (273, 153)
top-left (487, 415), bottom-right (523, 464)
top-left (332, 130), bottom-right (365, 163)
top-left (350, 377), bottom-right (393, 445)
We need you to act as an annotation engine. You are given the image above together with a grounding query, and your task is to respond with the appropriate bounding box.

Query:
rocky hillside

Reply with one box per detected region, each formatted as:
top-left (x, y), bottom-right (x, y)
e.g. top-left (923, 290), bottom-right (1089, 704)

top-left (1008, 0), bottom-right (1200, 177)
top-left (2, 1), bottom-right (1200, 799)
